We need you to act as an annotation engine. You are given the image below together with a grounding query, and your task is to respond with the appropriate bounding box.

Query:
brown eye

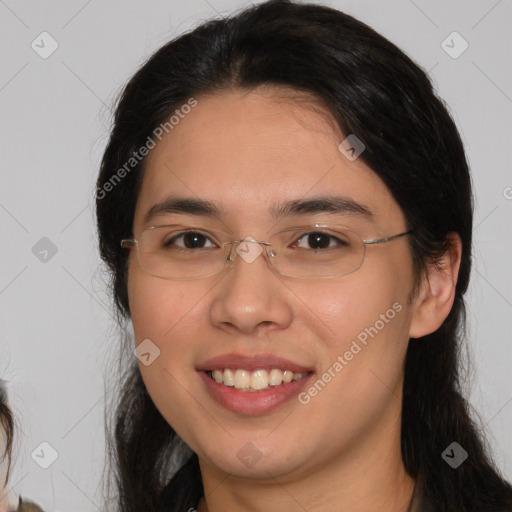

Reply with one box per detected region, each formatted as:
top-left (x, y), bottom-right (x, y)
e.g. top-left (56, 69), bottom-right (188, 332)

top-left (164, 231), bottom-right (215, 249)
top-left (295, 232), bottom-right (346, 250)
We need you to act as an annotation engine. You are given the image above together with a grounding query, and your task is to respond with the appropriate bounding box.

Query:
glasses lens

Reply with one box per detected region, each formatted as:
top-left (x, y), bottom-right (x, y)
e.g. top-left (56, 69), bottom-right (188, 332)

top-left (133, 224), bottom-right (365, 280)
top-left (137, 226), bottom-right (226, 279)
top-left (269, 226), bottom-right (364, 278)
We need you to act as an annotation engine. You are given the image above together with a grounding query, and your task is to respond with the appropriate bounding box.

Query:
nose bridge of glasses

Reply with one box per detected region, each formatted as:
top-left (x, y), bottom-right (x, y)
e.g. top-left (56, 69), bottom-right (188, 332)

top-left (224, 237), bottom-right (272, 263)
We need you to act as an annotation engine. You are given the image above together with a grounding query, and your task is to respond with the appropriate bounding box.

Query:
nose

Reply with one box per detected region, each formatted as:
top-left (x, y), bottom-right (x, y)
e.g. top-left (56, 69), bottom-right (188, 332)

top-left (209, 241), bottom-right (293, 335)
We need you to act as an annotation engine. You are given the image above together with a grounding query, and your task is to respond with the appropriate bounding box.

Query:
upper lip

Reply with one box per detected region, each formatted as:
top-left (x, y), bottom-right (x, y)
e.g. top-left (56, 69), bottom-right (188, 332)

top-left (197, 353), bottom-right (314, 373)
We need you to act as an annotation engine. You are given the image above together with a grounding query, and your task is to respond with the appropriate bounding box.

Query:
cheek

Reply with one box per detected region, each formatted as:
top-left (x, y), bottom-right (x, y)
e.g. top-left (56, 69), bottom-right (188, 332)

top-left (127, 265), bottom-right (200, 342)
top-left (296, 250), bottom-right (414, 390)
top-left (290, 288), bottom-right (410, 448)
top-left (127, 266), bottom-right (206, 401)
top-left (126, 268), bottom-right (213, 438)
top-left (296, 254), bottom-right (412, 348)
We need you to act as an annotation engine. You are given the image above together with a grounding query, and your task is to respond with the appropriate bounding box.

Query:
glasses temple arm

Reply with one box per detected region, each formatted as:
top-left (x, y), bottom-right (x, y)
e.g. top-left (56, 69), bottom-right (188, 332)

top-left (363, 230), bottom-right (413, 245)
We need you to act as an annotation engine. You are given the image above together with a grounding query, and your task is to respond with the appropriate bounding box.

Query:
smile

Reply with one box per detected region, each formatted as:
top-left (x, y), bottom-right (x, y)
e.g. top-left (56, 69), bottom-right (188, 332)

top-left (206, 368), bottom-right (308, 391)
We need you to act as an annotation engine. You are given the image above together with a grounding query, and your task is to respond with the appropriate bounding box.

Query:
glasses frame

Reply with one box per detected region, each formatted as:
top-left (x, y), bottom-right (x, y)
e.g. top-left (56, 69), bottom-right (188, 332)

top-left (121, 223), bottom-right (413, 280)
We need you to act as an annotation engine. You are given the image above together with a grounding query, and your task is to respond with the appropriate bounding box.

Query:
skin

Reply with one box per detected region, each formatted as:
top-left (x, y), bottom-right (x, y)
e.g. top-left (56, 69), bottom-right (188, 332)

top-left (127, 87), bottom-right (461, 512)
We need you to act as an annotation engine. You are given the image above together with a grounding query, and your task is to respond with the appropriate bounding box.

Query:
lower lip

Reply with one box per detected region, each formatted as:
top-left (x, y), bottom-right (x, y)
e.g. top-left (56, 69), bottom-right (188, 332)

top-left (198, 371), bottom-right (314, 416)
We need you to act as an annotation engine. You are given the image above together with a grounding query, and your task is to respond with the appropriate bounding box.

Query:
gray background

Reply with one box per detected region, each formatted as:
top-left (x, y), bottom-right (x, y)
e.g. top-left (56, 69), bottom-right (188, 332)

top-left (1, 1), bottom-right (511, 510)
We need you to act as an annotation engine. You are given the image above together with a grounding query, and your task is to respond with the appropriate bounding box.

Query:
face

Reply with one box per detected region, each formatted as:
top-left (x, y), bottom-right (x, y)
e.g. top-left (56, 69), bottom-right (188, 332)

top-left (127, 87), bottom-right (418, 482)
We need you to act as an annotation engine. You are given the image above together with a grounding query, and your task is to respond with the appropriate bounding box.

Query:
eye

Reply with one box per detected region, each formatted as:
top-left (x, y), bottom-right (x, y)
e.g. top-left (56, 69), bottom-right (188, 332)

top-left (294, 231), bottom-right (347, 250)
top-left (163, 231), bottom-right (216, 250)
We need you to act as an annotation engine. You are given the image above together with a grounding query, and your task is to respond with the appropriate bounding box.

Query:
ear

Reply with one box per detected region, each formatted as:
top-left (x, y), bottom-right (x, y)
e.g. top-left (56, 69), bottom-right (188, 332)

top-left (409, 233), bottom-right (462, 339)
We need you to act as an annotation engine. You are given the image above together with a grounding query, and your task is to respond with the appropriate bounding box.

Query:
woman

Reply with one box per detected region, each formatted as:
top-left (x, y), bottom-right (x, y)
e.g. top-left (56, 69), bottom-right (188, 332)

top-left (96, 1), bottom-right (512, 511)
top-left (0, 382), bottom-right (43, 512)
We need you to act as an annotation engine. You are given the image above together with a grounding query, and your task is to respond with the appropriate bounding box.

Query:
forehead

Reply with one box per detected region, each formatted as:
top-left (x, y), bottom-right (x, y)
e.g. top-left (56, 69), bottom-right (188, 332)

top-left (133, 87), bottom-right (404, 232)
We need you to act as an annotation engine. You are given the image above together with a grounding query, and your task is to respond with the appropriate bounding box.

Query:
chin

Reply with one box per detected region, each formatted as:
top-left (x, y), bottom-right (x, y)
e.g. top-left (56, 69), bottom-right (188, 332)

top-left (196, 436), bottom-right (314, 480)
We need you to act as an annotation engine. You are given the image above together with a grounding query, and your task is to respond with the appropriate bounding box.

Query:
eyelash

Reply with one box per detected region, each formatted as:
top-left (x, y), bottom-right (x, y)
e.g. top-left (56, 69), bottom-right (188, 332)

top-left (163, 230), bottom-right (346, 250)
top-left (164, 231), bottom-right (216, 249)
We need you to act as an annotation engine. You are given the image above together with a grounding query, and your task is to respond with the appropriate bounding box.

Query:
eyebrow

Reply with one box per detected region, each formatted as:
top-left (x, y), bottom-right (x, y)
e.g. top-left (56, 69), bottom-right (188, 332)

top-left (144, 195), bottom-right (373, 225)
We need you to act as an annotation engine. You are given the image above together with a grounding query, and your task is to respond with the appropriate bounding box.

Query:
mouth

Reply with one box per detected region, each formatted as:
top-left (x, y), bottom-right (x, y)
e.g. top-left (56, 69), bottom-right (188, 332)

top-left (206, 368), bottom-right (309, 392)
top-left (197, 353), bottom-right (315, 415)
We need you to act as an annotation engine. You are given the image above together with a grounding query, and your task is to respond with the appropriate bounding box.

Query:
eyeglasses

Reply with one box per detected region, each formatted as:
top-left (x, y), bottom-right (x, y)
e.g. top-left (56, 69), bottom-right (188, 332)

top-left (120, 223), bottom-right (412, 280)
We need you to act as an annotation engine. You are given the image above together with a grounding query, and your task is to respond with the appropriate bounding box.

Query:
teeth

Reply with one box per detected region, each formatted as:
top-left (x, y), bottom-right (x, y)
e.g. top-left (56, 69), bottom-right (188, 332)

top-left (208, 368), bottom-right (307, 391)
top-left (283, 370), bottom-right (293, 383)
top-left (234, 369), bottom-right (250, 390)
top-left (250, 369), bottom-right (268, 390)
top-left (269, 368), bottom-right (283, 386)
top-left (223, 368), bottom-right (235, 387)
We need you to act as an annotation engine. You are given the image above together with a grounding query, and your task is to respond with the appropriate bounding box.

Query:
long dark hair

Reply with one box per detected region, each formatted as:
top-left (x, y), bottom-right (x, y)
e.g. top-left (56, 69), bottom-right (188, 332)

top-left (95, 1), bottom-right (512, 511)
top-left (0, 380), bottom-right (14, 489)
